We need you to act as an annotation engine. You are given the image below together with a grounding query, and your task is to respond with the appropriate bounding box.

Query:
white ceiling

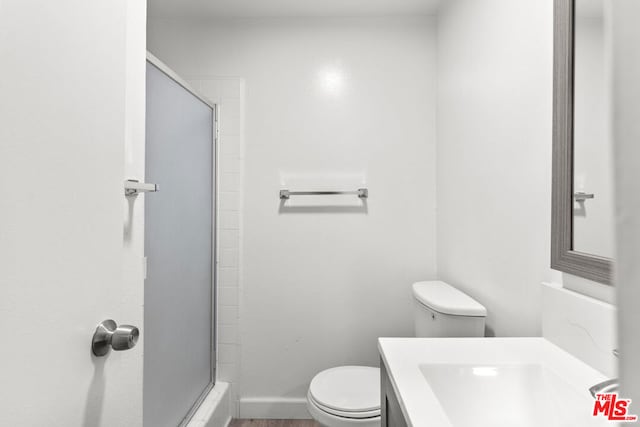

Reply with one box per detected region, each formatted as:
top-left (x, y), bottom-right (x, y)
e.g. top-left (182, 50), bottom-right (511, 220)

top-left (148, 0), bottom-right (442, 19)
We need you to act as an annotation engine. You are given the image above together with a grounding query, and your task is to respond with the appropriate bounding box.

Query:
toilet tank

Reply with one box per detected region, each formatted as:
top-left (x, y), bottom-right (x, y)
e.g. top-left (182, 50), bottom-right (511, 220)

top-left (412, 281), bottom-right (487, 338)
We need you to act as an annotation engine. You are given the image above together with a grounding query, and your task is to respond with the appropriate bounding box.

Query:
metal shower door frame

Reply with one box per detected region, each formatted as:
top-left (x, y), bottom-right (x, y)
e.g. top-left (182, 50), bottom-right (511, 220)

top-left (145, 51), bottom-right (219, 427)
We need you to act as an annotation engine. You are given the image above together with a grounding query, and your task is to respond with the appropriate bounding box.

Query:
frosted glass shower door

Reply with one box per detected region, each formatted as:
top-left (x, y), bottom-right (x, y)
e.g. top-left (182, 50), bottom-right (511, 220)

top-left (144, 60), bottom-right (216, 427)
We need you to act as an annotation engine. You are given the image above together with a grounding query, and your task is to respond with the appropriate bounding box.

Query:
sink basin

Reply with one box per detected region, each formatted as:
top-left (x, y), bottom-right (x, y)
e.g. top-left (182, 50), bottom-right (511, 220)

top-left (378, 338), bottom-right (611, 427)
top-left (420, 363), bottom-right (602, 427)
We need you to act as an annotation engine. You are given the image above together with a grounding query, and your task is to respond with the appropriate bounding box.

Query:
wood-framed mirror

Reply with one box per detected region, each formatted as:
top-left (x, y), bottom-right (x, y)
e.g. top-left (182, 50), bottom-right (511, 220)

top-left (551, 0), bottom-right (614, 285)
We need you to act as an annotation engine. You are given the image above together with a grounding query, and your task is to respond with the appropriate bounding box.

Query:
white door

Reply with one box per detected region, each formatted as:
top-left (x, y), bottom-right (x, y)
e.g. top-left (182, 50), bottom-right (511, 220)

top-left (0, 1), bottom-right (146, 426)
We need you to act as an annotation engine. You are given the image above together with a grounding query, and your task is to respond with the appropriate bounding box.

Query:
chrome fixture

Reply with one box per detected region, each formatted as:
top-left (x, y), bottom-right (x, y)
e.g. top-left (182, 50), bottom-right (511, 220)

top-left (279, 188), bottom-right (368, 200)
top-left (589, 379), bottom-right (619, 398)
top-left (588, 349), bottom-right (621, 397)
top-left (91, 319), bottom-right (140, 357)
top-left (124, 179), bottom-right (158, 197)
top-left (574, 191), bottom-right (595, 202)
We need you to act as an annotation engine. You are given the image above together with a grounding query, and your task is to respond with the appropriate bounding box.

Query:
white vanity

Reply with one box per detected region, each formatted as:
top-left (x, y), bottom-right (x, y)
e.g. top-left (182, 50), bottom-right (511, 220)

top-left (379, 338), bottom-right (611, 427)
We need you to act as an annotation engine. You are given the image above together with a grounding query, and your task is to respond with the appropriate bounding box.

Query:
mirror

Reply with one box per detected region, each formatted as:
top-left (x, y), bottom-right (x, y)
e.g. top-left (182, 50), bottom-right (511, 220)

top-left (551, 0), bottom-right (614, 284)
top-left (573, 0), bottom-right (615, 259)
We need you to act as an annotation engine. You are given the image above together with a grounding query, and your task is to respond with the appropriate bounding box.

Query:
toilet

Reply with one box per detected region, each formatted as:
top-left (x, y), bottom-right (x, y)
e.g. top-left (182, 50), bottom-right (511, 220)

top-left (306, 281), bottom-right (487, 427)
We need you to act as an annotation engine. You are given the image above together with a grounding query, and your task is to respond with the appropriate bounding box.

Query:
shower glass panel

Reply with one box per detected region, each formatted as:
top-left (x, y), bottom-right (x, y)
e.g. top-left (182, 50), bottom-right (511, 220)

top-left (144, 59), bottom-right (216, 427)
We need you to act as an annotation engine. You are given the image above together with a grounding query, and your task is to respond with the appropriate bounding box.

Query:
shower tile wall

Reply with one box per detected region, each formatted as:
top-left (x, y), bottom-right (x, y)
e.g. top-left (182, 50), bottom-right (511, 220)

top-left (190, 77), bottom-right (244, 417)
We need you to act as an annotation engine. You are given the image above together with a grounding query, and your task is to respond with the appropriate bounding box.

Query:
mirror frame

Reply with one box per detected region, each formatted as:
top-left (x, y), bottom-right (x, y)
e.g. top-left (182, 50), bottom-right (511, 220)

top-left (551, 0), bottom-right (613, 285)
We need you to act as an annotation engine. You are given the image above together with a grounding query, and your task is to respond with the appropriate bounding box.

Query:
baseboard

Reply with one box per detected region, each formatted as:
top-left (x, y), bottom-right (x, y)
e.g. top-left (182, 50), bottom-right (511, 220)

top-left (239, 397), bottom-right (311, 419)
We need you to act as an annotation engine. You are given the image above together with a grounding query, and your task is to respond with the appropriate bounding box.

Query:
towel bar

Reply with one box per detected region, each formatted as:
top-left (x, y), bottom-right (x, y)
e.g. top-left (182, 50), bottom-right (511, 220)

top-left (279, 188), bottom-right (368, 200)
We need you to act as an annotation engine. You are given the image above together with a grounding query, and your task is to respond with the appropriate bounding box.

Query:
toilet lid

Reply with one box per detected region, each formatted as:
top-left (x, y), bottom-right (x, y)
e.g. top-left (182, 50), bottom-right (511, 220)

top-left (309, 366), bottom-right (380, 415)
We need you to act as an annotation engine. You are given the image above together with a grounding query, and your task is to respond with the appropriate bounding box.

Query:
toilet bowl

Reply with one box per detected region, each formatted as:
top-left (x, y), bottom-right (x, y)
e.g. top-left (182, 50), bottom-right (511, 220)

top-left (306, 281), bottom-right (487, 427)
top-left (306, 366), bottom-right (380, 427)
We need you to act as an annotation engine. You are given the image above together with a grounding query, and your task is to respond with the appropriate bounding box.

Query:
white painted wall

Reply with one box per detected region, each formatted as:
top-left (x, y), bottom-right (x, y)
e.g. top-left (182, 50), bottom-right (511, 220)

top-left (611, 0), bottom-right (640, 405)
top-left (148, 16), bottom-right (438, 415)
top-left (436, 0), bottom-right (555, 337)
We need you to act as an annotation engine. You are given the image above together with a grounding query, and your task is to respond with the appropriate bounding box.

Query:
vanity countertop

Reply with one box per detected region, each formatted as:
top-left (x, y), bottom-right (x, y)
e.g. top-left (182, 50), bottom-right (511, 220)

top-left (378, 337), bottom-right (610, 427)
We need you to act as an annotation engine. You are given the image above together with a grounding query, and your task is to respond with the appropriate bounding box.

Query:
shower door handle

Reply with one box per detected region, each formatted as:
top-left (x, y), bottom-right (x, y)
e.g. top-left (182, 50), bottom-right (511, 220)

top-left (124, 179), bottom-right (158, 196)
top-left (91, 319), bottom-right (140, 356)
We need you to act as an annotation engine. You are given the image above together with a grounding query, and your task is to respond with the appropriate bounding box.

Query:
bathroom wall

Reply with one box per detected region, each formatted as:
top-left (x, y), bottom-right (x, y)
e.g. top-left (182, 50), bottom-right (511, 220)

top-left (436, 0), bottom-right (555, 337)
top-left (148, 16), bottom-right (438, 417)
top-left (611, 0), bottom-right (640, 405)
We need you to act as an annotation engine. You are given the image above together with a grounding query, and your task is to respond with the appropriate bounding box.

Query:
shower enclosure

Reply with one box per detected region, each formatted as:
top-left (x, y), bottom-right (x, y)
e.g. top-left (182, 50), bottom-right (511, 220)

top-left (144, 54), bottom-right (217, 427)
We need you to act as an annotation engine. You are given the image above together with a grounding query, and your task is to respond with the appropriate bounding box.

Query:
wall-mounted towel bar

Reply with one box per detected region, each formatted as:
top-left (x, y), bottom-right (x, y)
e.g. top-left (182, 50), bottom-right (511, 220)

top-left (125, 179), bottom-right (158, 197)
top-left (279, 188), bottom-right (368, 200)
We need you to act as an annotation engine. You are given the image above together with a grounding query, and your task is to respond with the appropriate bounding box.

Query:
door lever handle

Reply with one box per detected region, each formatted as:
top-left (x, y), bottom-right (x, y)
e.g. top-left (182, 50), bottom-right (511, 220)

top-left (91, 319), bottom-right (140, 357)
